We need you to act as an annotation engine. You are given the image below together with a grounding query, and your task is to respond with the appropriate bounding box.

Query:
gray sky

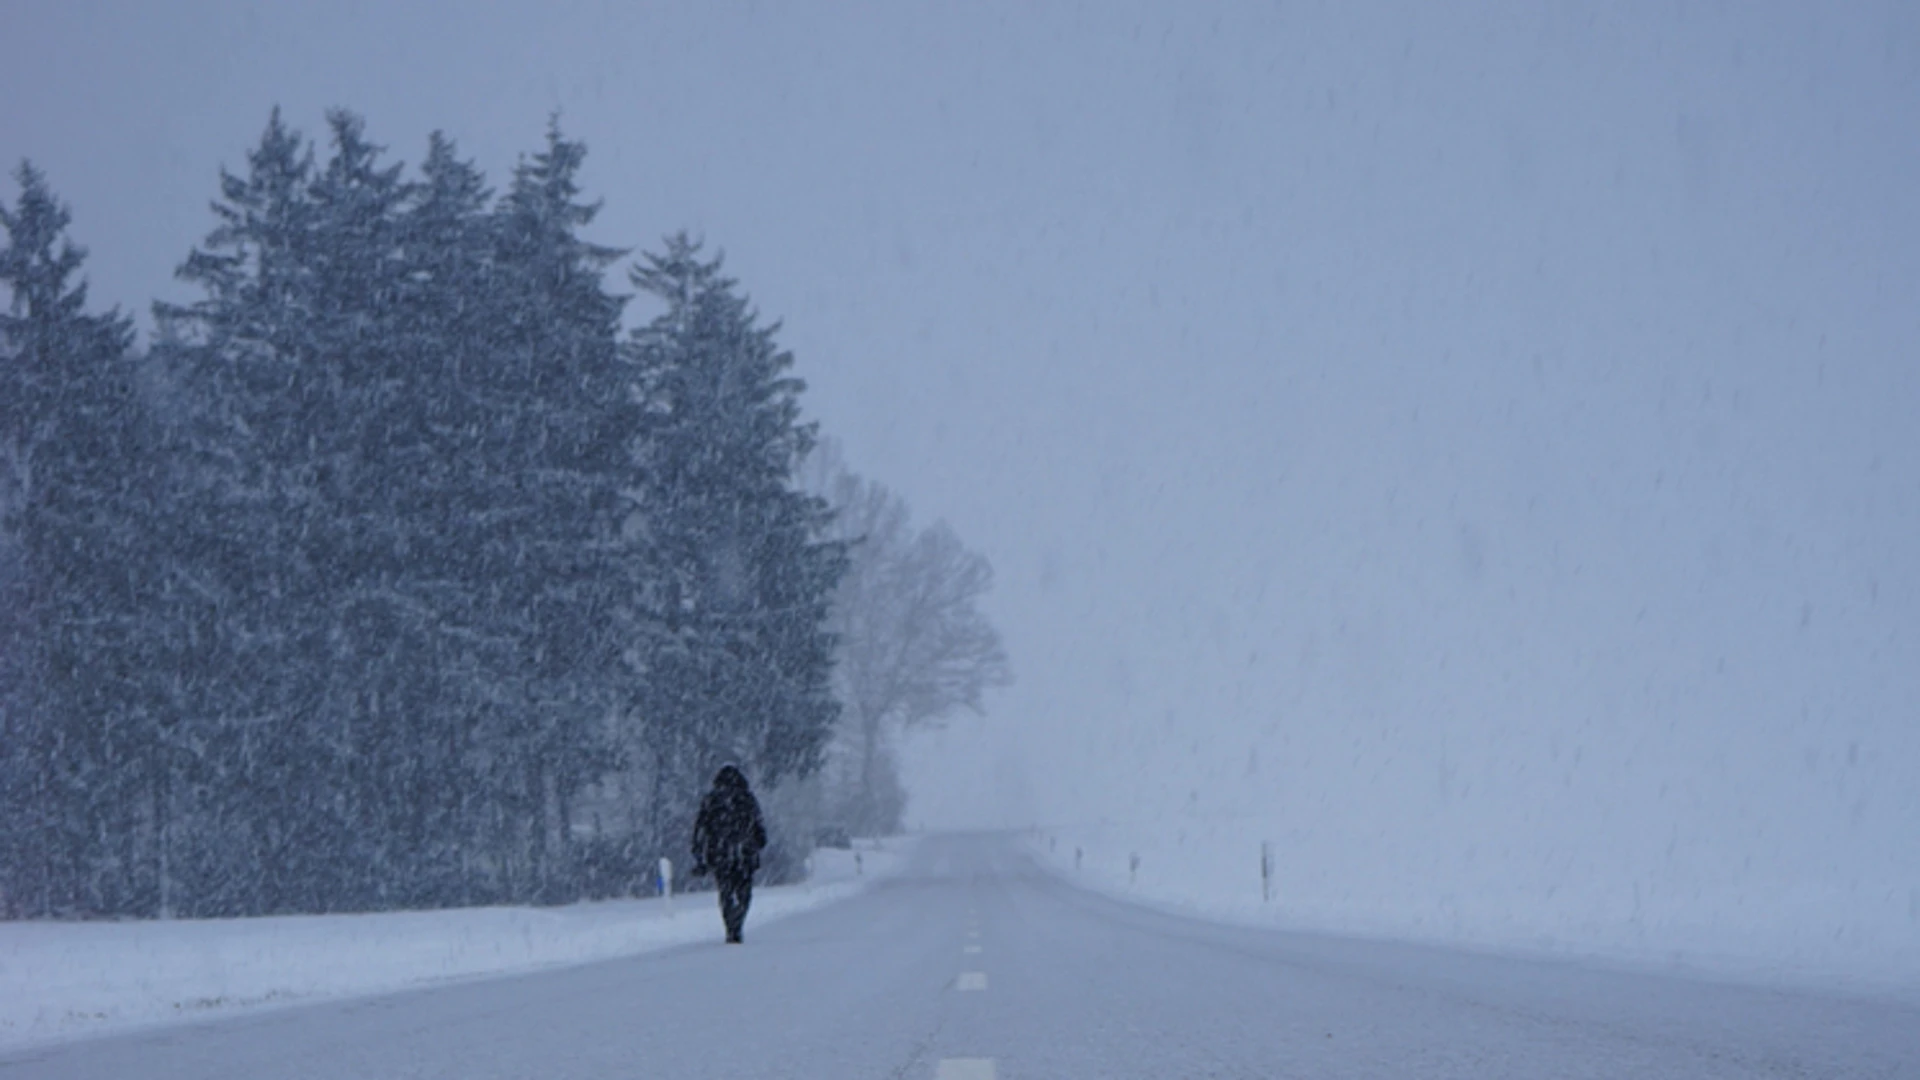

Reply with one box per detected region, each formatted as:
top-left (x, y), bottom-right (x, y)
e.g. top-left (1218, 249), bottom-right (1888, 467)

top-left (4, 2), bottom-right (1917, 874)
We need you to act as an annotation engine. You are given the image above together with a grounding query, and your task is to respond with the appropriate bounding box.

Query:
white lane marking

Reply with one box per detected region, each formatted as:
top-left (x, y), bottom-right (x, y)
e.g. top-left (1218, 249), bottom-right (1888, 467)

top-left (936, 1060), bottom-right (995, 1080)
top-left (963, 944), bottom-right (982, 954)
top-left (966, 929), bottom-right (980, 938)
top-left (957, 971), bottom-right (987, 991)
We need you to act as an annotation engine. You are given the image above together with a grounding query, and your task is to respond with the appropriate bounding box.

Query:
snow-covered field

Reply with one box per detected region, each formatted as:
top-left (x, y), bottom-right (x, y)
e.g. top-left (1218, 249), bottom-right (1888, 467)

top-left (1028, 821), bottom-right (1920, 997)
top-left (0, 840), bottom-right (909, 1052)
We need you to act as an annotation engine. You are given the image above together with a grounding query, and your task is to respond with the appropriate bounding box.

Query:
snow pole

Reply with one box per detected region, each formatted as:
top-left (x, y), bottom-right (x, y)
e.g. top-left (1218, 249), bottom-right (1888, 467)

top-left (1260, 842), bottom-right (1273, 903)
top-left (658, 857), bottom-right (674, 913)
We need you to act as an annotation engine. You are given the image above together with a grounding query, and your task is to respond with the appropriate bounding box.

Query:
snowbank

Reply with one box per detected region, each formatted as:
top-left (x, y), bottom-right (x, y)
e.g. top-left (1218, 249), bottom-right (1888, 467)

top-left (1029, 821), bottom-right (1920, 996)
top-left (0, 839), bottom-right (909, 1052)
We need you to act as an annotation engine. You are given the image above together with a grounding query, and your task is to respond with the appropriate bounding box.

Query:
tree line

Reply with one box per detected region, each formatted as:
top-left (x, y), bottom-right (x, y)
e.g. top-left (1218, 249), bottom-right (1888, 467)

top-left (0, 108), bottom-right (1007, 919)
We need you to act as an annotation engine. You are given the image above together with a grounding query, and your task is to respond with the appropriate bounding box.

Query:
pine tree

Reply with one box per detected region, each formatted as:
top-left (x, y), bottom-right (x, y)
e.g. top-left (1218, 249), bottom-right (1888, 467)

top-left (625, 234), bottom-right (846, 848)
top-left (304, 111), bottom-right (463, 909)
top-left (0, 162), bottom-right (158, 915)
top-left (387, 130), bottom-right (501, 906)
top-left (155, 108), bottom-right (348, 915)
top-left (478, 119), bottom-right (634, 901)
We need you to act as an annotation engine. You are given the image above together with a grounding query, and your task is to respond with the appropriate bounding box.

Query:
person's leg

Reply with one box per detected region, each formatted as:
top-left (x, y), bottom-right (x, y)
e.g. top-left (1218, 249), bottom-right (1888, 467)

top-left (715, 876), bottom-right (735, 941)
top-left (719, 875), bottom-right (745, 942)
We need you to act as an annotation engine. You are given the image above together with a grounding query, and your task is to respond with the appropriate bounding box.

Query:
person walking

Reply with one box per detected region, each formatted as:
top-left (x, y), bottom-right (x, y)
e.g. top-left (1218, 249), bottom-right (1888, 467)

top-left (690, 765), bottom-right (768, 944)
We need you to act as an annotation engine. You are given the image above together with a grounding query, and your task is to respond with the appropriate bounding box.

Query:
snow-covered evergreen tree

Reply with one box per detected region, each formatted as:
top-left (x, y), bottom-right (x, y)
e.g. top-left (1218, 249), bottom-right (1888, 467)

top-left (478, 120), bottom-right (635, 902)
top-left (154, 107), bottom-right (352, 914)
top-left (0, 162), bottom-right (159, 916)
top-left (385, 130), bottom-right (502, 906)
top-left (625, 234), bottom-right (846, 846)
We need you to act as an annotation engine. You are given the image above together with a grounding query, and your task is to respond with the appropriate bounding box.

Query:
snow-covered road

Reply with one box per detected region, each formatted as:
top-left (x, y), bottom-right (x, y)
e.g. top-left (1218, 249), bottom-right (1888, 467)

top-left (6, 833), bottom-right (1916, 1079)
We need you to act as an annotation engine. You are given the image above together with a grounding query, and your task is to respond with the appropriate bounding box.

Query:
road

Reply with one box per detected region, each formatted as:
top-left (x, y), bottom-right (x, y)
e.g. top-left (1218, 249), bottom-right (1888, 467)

top-left (5, 833), bottom-right (1916, 1079)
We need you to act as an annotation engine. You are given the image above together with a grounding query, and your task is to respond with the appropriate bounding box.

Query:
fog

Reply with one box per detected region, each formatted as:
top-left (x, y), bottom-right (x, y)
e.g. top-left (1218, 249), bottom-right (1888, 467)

top-left (5, 1), bottom-right (1916, 965)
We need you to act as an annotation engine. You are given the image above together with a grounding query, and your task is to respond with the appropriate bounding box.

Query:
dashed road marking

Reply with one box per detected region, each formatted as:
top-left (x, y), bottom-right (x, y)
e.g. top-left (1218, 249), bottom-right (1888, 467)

top-left (963, 944), bottom-right (982, 954)
top-left (936, 1059), bottom-right (995, 1080)
top-left (967, 929), bottom-right (980, 938)
top-left (957, 971), bottom-right (987, 991)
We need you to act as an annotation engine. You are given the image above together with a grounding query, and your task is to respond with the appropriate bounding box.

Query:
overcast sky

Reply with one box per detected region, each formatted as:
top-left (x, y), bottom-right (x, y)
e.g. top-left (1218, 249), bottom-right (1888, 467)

top-left (5, 1), bottom-right (1917, 844)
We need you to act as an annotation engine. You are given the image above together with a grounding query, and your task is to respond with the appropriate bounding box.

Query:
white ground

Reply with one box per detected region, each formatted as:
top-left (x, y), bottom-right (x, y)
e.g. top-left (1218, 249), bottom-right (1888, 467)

top-left (1027, 821), bottom-right (1920, 999)
top-left (0, 841), bottom-right (907, 1053)
top-left (7, 835), bottom-right (1917, 1080)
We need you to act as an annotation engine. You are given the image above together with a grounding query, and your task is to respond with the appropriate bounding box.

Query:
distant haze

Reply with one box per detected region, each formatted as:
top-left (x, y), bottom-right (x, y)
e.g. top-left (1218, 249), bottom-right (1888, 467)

top-left (5, 2), bottom-right (1916, 911)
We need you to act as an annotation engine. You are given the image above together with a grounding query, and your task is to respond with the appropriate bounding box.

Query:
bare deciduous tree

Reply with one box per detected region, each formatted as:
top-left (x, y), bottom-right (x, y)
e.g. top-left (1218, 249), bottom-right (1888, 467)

top-left (803, 442), bottom-right (1011, 832)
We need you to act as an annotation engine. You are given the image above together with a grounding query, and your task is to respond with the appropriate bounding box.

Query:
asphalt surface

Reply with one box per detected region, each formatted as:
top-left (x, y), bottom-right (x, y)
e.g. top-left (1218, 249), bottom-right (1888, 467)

top-left (6, 833), bottom-right (1917, 1078)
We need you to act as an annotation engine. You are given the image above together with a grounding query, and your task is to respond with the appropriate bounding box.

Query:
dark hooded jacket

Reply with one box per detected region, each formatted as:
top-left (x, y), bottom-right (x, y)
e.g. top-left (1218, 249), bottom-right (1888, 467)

top-left (692, 765), bottom-right (768, 877)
